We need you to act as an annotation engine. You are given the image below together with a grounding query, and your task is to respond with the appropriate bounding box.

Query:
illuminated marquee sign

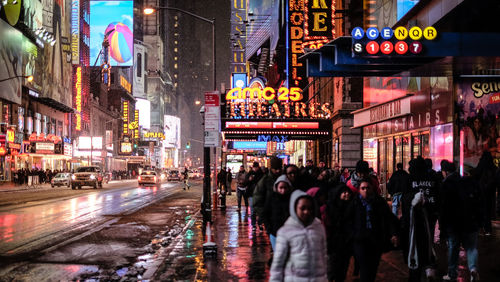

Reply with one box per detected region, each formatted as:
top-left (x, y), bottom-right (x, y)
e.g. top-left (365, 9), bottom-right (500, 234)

top-left (257, 135), bottom-right (290, 142)
top-left (144, 132), bottom-right (165, 140)
top-left (134, 109), bottom-right (139, 139)
top-left (225, 87), bottom-right (331, 118)
top-left (123, 100), bottom-right (129, 135)
top-left (75, 66), bottom-right (82, 131)
top-left (71, 0), bottom-right (80, 65)
top-left (303, 0), bottom-right (335, 49)
top-left (120, 142), bottom-right (132, 154)
top-left (289, 0), bottom-right (305, 87)
top-left (225, 121), bottom-right (320, 129)
top-left (7, 129), bottom-right (14, 143)
top-left (36, 142), bottom-right (55, 154)
top-left (120, 75), bottom-right (131, 93)
top-left (352, 26), bottom-right (437, 56)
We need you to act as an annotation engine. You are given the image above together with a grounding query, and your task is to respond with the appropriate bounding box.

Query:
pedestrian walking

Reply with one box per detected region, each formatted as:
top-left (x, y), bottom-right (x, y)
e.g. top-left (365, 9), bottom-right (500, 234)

top-left (352, 179), bottom-right (400, 282)
top-left (263, 175), bottom-right (292, 251)
top-left (387, 163), bottom-right (410, 216)
top-left (253, 156), bottom-right (283, 228)
top-left (270, 190), bottom-right (328, 281)
top-left (440, 161), bottom-right (482, 282)
top-left (473, 151), bottom-right (497, 236)
top-left (401, 156), bottom-right (439, 281)
top-left (284, 164), bottom-right (300, 189)
top-left (325, 183), bottom-right (355, 282)
top-left (217, 168), bottom-right (227, 193)
top-left (347, 160), bottom-right (381, 195)
top-left (340, 167), bottom-right (350, 183)
top-left (182, 166), bottom-right (190, 190)
top-left (247, 162), bottom-right (264, 230)
top-left (226, 168), bottom-right (233, 195)
top-left (236, 165), bottom-right (249, 211)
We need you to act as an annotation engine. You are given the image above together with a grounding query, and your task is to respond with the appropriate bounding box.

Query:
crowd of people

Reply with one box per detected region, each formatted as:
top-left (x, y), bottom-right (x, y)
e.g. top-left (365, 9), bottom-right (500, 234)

top-left (216, 152), bottom-right (499, 282)
top-left (12, 168), bottom-right (69, 185)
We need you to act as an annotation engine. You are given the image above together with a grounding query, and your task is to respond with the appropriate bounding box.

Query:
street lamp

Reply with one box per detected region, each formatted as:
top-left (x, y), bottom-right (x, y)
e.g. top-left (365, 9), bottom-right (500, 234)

top-left (0, 75), bottom-right (33, 83)
top-left (144, 6), bottom-right (216, 231)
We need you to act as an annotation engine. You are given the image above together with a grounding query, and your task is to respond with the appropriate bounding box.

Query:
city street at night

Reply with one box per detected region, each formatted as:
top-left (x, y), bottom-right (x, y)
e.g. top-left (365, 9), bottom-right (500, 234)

top-left (2, 0), bottom-right (500, 281)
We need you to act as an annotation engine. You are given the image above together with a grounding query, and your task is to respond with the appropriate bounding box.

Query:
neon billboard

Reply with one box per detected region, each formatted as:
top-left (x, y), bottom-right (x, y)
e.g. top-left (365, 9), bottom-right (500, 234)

top-left (75, 66), bottom-right (82, 131)
top-left (90, 1), bottom-right (134, 66)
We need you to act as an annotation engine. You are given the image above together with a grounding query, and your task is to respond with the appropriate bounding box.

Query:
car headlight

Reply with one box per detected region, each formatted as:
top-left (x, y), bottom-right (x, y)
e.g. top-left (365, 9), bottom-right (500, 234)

top-left (90, 175), bottom-right (96, 180)
top-left (71, 175), bottom-right (76, 180)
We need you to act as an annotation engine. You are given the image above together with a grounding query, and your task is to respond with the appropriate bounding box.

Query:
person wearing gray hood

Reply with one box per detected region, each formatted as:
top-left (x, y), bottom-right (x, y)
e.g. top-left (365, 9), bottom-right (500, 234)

top-left (263, 174), bottom-right (293, 251)
top-left (270, 190), bottom-right (328, 282)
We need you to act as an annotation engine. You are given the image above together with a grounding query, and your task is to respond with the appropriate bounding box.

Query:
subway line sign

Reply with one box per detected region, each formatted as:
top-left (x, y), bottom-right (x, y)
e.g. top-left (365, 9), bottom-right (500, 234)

top-left (352, 26), bottom-right (437, 56)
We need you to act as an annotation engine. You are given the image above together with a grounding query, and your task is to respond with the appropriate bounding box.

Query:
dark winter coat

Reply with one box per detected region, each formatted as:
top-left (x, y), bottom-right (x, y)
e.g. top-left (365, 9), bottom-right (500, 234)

top-left (326, 184), bottom-right (355, 254)
top-left (352, 193), bottom-right (399, 253)
top-left (263, 192), bottom-right (291, 236)
top-left (401, 174), bottom-right (439, 230)
top-left (253, 171), bottom-right (280, 219)
top-left (387, 169), bottom-right (410, 195)
top-left (246, 168), bottom-right (264, 197)
top-left (440, 172), bottom-right (482, 233)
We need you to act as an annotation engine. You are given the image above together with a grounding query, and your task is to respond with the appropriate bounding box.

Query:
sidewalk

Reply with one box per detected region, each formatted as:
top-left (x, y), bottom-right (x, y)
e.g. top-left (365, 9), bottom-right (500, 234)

top-left (152, 192), bottom-right (272, 281)
top-left (151, 190), bottom-right (500, 282)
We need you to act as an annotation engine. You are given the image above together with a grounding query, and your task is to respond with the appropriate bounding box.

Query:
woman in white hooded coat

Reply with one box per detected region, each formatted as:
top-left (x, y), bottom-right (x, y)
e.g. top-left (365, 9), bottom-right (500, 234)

top-left (270, 189), bottom-right (328, 282)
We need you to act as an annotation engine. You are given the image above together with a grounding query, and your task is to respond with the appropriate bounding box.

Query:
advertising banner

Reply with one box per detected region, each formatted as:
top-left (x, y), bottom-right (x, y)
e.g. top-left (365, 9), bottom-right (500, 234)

top-left (90, 0), bottom-right (134, 66)
top-left (42, 0), bottom-right (74, 108)
top-left (71, 0), bottom-right (80, 64)
top-left (133, 43), bottom-right (146, 98)
top-left (458, 79), bottom-right (500, 168)
top-left (164, 115), bottom-right (181, 149)
top-left (135, 98), bottom-right (150, 129)
top-left (36, 142), bottom-right (55, 154)
top-left (0, 20), bottom-right (26, 104)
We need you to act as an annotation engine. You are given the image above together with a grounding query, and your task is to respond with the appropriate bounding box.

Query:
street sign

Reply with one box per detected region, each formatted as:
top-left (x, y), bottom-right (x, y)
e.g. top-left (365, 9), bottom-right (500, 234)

top-left (204, 92), bottom-right (220, 106)
top-left (204, 131), bottom-right (219, 147)
top-left (205, 119), bottom-right (219, 131)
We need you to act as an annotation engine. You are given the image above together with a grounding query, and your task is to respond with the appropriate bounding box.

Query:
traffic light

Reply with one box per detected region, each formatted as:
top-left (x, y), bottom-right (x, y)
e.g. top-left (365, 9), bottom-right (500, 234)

top-left (134, 142), bottom-right (138, 149)
top-left (186, 141), bottom-right (191, 149)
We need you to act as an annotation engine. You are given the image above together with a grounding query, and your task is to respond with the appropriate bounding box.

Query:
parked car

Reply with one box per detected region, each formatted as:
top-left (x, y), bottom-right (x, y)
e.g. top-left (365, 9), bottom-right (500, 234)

top-left (51, 173), bottom-right (71, 188)
top-left (71, 166), bottom-right (104, 189)
top-left (138, 170), bottom-right (160, 186)
top-left (167, 170), bottom-right (181, 181)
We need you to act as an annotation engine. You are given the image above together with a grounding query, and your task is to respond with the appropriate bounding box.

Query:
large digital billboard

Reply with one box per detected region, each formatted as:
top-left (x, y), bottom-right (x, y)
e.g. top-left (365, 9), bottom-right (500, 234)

top-left (90, 0), bottom-right (133, 66)
top-left (164, 115), bottom-right (181, 149)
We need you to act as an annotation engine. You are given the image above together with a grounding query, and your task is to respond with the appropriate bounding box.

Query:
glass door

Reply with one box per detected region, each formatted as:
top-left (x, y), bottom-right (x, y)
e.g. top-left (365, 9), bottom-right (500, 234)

top-left (402, 135), bottom-right (411, 171)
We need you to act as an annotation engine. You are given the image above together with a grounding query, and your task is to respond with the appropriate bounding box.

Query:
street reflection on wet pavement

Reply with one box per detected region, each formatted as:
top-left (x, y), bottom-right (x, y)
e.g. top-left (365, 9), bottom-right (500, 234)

top-left (154, 205), bottom-right (271, 281)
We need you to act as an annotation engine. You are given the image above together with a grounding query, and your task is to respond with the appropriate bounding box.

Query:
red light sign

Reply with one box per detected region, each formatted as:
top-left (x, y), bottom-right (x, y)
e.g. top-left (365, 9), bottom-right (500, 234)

top-left (225, 121), bottom-right (319, 129)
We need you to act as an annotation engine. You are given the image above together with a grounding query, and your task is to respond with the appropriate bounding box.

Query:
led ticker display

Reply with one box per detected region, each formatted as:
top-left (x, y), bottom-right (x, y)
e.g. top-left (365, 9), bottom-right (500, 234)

top-left (225, 121), bottom-right (319, 129)
top-left (232, 141), bottom-right (267, 150)
top-left (90, 1), bottom-right (133, 66)
top-left (352, 26), bottom-right (437, 56)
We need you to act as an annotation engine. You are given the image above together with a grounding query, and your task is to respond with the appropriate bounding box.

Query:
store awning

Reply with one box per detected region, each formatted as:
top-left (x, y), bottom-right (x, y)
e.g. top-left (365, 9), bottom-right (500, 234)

top-left (34, 97), bottom-right (74, 113)
top-left (302, 33), bottom-right (500, 78)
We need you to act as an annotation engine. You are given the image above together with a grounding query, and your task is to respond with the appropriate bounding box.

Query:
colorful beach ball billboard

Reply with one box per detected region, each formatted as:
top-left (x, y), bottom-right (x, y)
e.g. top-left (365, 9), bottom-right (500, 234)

top-left (90, 1), bottom-right (134, 67)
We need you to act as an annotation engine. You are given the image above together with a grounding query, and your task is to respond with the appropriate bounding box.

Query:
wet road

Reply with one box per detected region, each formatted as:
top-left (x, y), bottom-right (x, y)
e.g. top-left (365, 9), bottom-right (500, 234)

top-left (0, 181), bottom-right (180, 255)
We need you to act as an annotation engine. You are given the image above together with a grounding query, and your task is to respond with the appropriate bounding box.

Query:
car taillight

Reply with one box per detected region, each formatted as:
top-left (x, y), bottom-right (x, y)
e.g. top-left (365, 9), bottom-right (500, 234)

top-left (138, 176), bottom-right (142, 181)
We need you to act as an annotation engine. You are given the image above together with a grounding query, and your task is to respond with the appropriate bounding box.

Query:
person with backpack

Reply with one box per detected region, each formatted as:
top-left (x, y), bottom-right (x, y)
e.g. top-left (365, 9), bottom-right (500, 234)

top-left (387, 163), bottom-right (410, 216)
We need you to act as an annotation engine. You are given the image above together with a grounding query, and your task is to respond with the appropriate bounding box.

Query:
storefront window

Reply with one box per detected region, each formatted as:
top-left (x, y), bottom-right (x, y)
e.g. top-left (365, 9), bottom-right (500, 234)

top-left (422, 133), bottom-right (430, 158)
top-left (57, 120), bottom-right (63, 137)
top-left (35, 113), bottom-right (41, 134)
top-left (430, 123), bottom-right (453, 171)
top-left (51, 118), bottom-right (56, 134)
top-left (402, 135), bottom-right (410, 171)
top-left (18, 107), bottom-right (24, 133)
top-left (412, 135), bottom-right (421, 158)
top-left (363, 139), bottom-right (378, 174)
top-left (395, 137), bottom-right (402, 168)
top-left (42, 115), bottom-right (48, 134)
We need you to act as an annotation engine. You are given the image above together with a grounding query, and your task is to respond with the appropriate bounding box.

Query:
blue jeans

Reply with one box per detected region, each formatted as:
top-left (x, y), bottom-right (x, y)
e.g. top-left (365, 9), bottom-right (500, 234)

top-left (237, 188), bottom-right (248, 210)
top-left (392, 193), bottom-right (402, 216)
top-left (270, 234), bottom-right (276, 251)
top-left (447, 230), bottom-right (478, 278)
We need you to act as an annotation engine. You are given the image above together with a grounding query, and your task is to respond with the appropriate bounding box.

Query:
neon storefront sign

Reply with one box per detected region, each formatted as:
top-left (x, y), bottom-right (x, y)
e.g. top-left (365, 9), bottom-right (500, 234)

top-left (75, 67), bottom-right (82, 131)
top-left (226, 87), bottom-right (303, 101)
